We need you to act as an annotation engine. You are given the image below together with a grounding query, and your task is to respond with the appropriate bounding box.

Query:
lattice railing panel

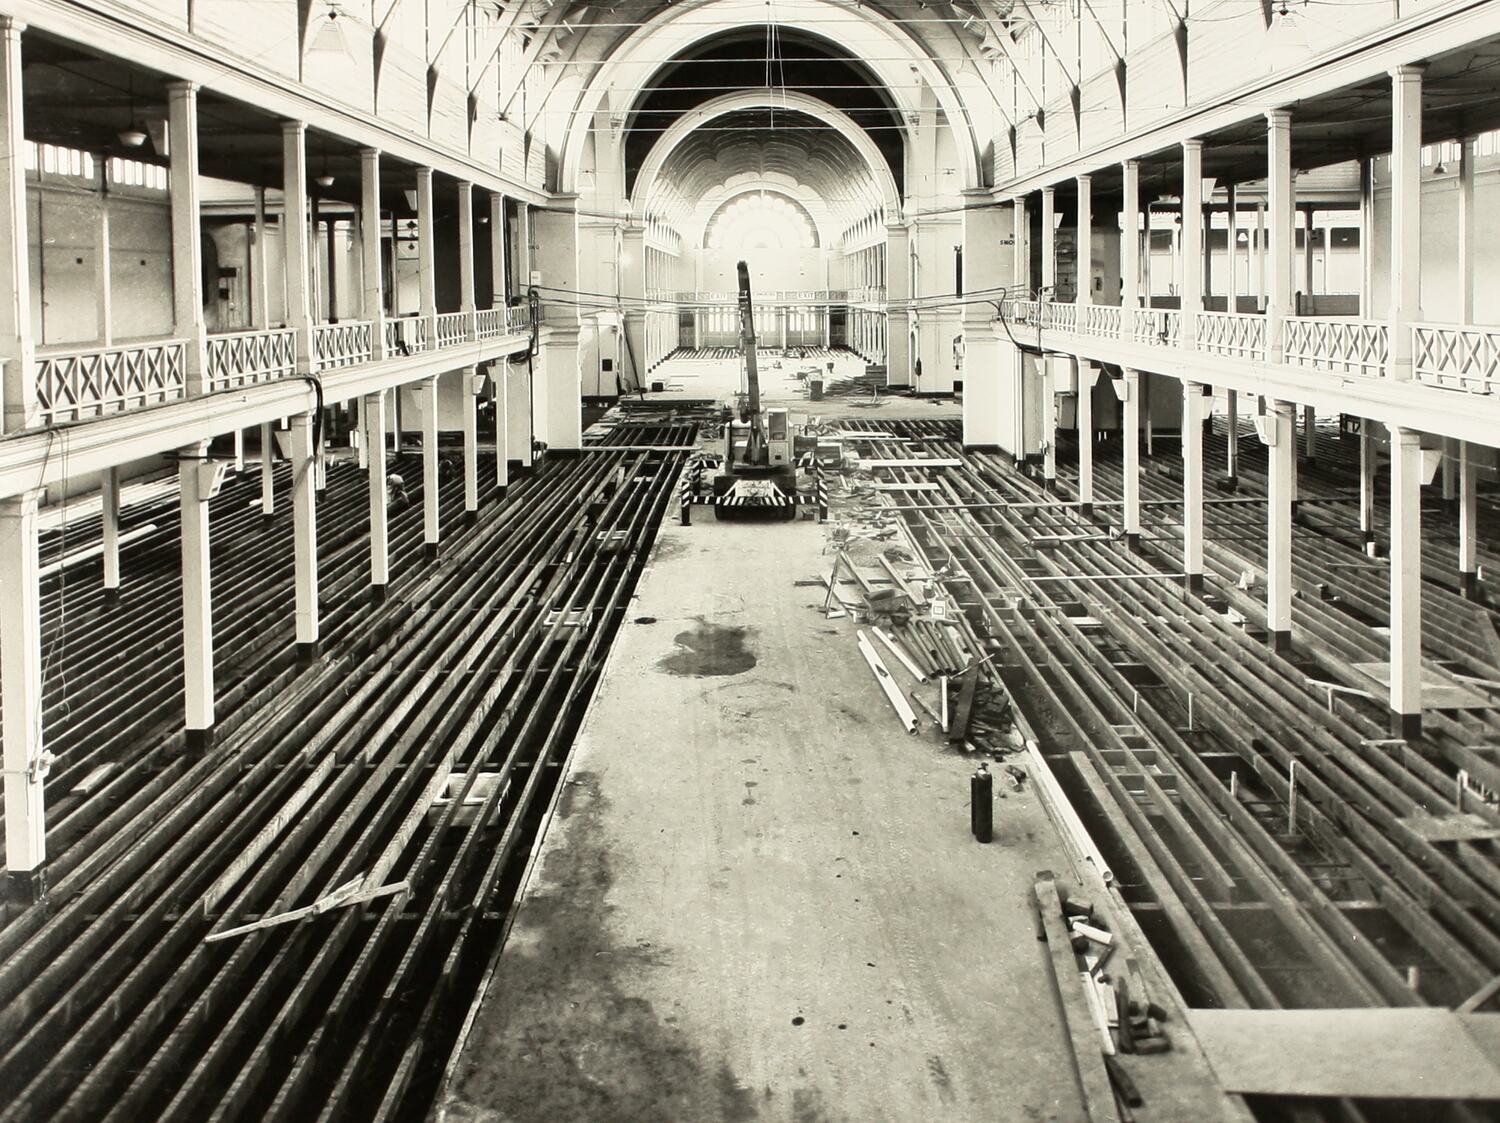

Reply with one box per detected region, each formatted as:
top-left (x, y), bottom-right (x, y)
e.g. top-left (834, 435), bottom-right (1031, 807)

top-left (1196, 311), bottom-right (1266, 360)
top-left (1413, 323), bottom-right (1500, 394)
top-left (1284, 316), bottom-right (1387, 377)
top-left (313, 321), bottom-right (374, 371)
top-left (385, 316), bottom-right (431, 357)
top-left (436, 311), bottom-right (472, 348)
top-left (1078, 304), bottom-right (1121, 339)
top-left (1133, 308), bottom-right (1181, 346)
top-left (476, 308), bottom-right (508, 340)
top-left (206, 328), bottom-right (296, 389)
top-left (35, 339), bottom-right (187, 424)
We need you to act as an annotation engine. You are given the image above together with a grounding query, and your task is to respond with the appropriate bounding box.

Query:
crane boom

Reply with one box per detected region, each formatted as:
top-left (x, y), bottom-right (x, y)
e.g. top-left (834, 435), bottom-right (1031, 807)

top-left (736, 260), bottom-right (761, 418)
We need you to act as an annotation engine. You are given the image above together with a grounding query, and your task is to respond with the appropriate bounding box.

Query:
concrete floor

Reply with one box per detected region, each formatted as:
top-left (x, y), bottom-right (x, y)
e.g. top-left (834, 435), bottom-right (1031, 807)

top-left (439, 508), bottom-right (1098, 1122)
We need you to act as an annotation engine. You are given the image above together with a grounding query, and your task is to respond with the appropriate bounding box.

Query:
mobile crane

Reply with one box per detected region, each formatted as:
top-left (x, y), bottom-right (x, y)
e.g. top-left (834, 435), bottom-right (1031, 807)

top-left (709, 260), bottom-right (798, 520)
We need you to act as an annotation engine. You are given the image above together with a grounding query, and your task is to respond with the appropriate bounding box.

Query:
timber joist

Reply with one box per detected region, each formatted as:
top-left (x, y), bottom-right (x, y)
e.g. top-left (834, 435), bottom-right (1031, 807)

top-left (0, 443), bottom-right (686, 1121)
top-left (840, 420), bottom-right (1500, 1037)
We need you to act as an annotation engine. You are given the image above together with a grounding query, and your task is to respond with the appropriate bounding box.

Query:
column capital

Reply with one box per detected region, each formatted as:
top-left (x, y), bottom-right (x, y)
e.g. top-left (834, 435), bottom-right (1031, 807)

top-left (0, 488), bottom-right (43, 514)
top-left (1040, 184), bottom-right (1056, 198)
top-left (1390, 62), bottom-right (1427, 80)
top-left (415, 166), bottom-right (434, 182)
top-left (0, 17), bottom-right (27, 34)
top-left (1265, 107), bottom-right (1292, 127)
top-left (359, 146), bottom-right (381, 160)
top-left (165, 80), bottom-right (200, 97)
top-left (281, 119), bottom-right (307, 137)
top-left (1182, 137), bottom-right (1204, 153)
top-left (1076, 173), bottom-right (1091, 187)
top-left (1121, 158), bottom-right (1139, 171)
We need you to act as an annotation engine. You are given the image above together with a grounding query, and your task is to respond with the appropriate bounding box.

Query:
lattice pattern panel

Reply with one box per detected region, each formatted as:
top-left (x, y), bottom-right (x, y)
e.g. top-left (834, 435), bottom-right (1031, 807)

top-left (35, 340), bottom-right (186, 424)
top-left (1196, 311), bottom-right (1266, 360)
top-left (1414, 324), bottom-right (1500, 394)
top-left (1284, 317), bottom-right (1388, 377)
top-left (313, 321), bottom-right (374, 371)
top-left (206, 329), bottom-right (296, 389)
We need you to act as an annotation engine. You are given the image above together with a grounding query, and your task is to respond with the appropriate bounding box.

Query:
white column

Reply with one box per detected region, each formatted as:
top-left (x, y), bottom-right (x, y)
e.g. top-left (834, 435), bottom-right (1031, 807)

top-left (252, 187), bottom-right (270, 331)
top-left (1041, 357), bottom-right (1056, 486)
top-left (457, 180), bottom-right (476, 340)
top-left (420, 376), bottom-right (440, 555)
top-left (1301, 207), bottom-right (1314, 303)
top-left (493, 361), bottom-right (509, 491)
top-left (0, 18), bottom-right (34, 433)
top-left (1076, 175), bottom-right (1092, 306)
top-left (1389, 426), bottom-right (1422, 736)
top-left (1266, 110), bottom-right (1294, 362)
top-left (1388, 65), bottom-right (1423, 380)
top-left (1041, 186), bottom-right (1056, 297)
top-left (1460, 441), bottom-right (1478, 598)
top-left (1226, 184), bottom-right (1239, 313)
top-left (364, 390), bottom-right (389, 599)
top-left (1, 489), bottom-right (45, 889)
top-left (1181, 140), bottom-right (1203, 348)
top-left (507, 356), bottom-right (532, 469)
top-left (1254, 203), bottom-right (1267, 312)
top-left (101, 467), bottom-right (120, 595)
top-left (1121, 161), bottom-right (1139, 336)
top-left (1458, 138), bottom-right (1474, 325)
top-left (462, 365), bottom-right (479, 517)
top-left (1358, 161), bottom-right (1375, 320)
top-left (1183, 382), bottom-right (1205, 592)
top-left (516, 201), bottom-right (533, 287)
top-left (1123, 369), bottom-right (1141, 546)
top-left (1076, 358), bottom-right (1094, 513)
top-left (1226, 389), bottom-right (1239, 479)
top-left (179, 443), bottom-right (214, 746)
top-left (283, 122), bottom-right (314, 374)
top-left (1266, 400), bottom-right (1295, 652)
top-left (416, 168), bottom-right (437, 335)
top-left (290, 412), bottom-right (319, 659)
top-left (167, 82), bottom-right (207, 395)
top-left (260, 422), bottom-right (275, 517)
top-left (1012, 194), bottom-right (1028, 290)
top-left (490, 191), bottom-right (508, 305)
top-left (1360, 419), bottom-right (1377, 555)
top-left (95, 177), bottom-right (112, 345)
top-left (360, 149), bottom-right (385, 359)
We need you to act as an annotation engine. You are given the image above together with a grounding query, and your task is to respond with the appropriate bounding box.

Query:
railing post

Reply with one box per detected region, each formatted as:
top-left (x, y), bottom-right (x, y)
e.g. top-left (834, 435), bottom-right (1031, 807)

top-left (1181, 139), bottom-right (1203, 351)
top-left (457, 180), bottom-right (477, 341)
top-left (417, 168), bottom-right (437, 346)
top-left (360, 148), bottom-right (385, 360)
top-left (1, 488), bottom-right (46, 901)
top-left (283, 122), bottom-right (315, 375)
top-left (1388, 64), bottom-right (1424, 381)
top-left (167, 82), bottom-right (208, 395)
top-left (1121, 161), bottom-right (1139, 340)
top-left (0, 18), bottom-right (34, 432)
top-left (1265, 110), bottom-right (1294, 364)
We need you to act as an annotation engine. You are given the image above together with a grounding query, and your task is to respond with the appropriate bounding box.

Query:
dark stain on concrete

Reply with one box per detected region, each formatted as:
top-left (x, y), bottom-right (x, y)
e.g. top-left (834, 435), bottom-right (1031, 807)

top-left (445, 772), bottom-right (757, 1122)
top-left (927, 1055), bottom-right (956, 1103)
top-left (791, 1087), bottom-right (833, 1123)
top-left (658, 617), bottom-right (757, 678)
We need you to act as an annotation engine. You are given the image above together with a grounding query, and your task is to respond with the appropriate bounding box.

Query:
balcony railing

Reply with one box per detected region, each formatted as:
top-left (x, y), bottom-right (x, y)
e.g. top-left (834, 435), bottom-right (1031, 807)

top-left (1078, 304), bottom-right (1122, 339)
top-left (476, 308), bottom-right (507, 340)
top-left (1284, 316), bottom-right (1388, 378)
top-left (385, 316), bottom-right (431, 357)
top-left (313, 321), bottom-right (374, 371)
top-left (1134, 308), bottom-right (1181, 347)
top-left (436, 311), bottom-right (473, 348)
top-left (1196, 310), bottom-right (1266, 360)
top-left (205, 328), bottom-right (297, 390)
top-left (35, 338), bottom-right (186, 425)
top-left (1413, 323), bottom-right (1500, 395)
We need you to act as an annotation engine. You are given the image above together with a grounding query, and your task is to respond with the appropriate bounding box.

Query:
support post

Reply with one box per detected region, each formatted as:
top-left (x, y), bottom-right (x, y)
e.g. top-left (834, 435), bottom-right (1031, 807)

top-left (416, 167), bottom-right (437, 339)
top-left (462, 365), bottom-right (479, 520)
top-left (457, 180), bottom-right (475, 339)
top-left (1041, 357), bottom-right (1056, 488)
top-left (1076, 175), bottom-right (1092, 306)
top-left (101, 467), bottom-right (120, 596)
top-left (1123, 368), bottom-right (1141, 548)
top-left (420, 376), bottom-right (440, 557)
top-left (1183, 382), bottom-right (1205, 593)
top-left (1, 489), bottom-right (46, 898)
top-left (1012, 194), bottom-right (1028, 290)
top-left (1226, 389), bottom-right (1238, 481)
top-left (0, 18), bottom-right (34, 432)
top-left (252, 186), bottom-right (270, 331)
top-left (1266, 110), bottom-right (1293, 362)
top-left (493, 362), bottom-right (509, 493)
top-left (490, 191), bottom-right (508, 306)
top-left (1181, 140), bottom-right (1203, 348)
top-left (1076, 358), bottom-right (1094, 516)
top-left (1267, 400), bottom-right (1295, 652)
top-left (1303, 404), bottom-right (1317, 462)
top-left (282, 122), bottom-right (313, 375)
top-left (1389, 426), bottom-right (1422, 737)
top-left (167, 82), bottom-right (207, 395)
top-left (1388, 65), bottom-right (1424, 380)
top-left (360, 149), bottom-right (385, 359)
top-left (179, 442), bottom-right (214, 750)
top-left (1458, 137), bottom-right (1474, 325)
top-left (1121, 161), bottom-right (1139, 337)
top-left (260, 422), bottom-right (275, 518)
top-left (290, 412), bottom-right (319, 662)
top-left (95, 172), bottom-right (112, 345)
top-left (1459, 441), bottom-right (1478, 598)
top-left (1360, 419), bottom-right (1377, 555)
top-left (1358, 160), bottom-right (1375, 320)
top-left (364, 390), bottom-right (388, 600)
top-left (1041, 186), bottom-right (1056, 297)
top-left (1226, 184), bottom-right (1239, 313)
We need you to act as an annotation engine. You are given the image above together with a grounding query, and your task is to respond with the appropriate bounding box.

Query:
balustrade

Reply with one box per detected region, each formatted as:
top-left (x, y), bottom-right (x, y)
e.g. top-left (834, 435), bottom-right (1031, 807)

top-left (35, 338), bottom-right (187, 425)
